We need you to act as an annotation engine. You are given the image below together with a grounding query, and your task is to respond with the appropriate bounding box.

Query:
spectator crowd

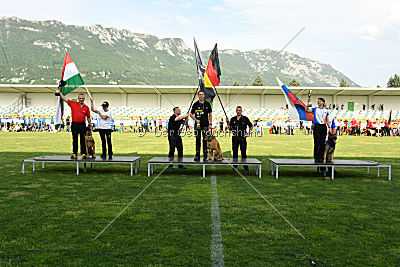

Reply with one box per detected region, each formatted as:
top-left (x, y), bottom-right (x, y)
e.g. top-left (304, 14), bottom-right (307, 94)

top-left (1, 114), bottom-right (399, 137)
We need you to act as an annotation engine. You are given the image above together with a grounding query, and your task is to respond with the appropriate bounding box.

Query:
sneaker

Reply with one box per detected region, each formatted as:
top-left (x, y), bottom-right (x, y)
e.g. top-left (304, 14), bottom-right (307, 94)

top-left (81, 154), bottom-right (87, 159)
top-left (194, 156), bottom-right (200, 161)
top-left (100, 154), bottom-right (106, 159)
top-left (203, 157), bottom-right (208, 162)
top-left (178, 165), bottom-right (187, 169)
top-left (71, 154), bottom-right (77, 160)
top-left (168, 165), bottom-right (174, 170)
top-left (108, 155), bottom-right (113, 160)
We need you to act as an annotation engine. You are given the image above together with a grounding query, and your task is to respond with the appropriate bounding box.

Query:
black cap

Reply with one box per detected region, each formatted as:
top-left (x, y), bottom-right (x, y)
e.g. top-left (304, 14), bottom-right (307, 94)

top-left (101, 101), bottom-right (109, 107)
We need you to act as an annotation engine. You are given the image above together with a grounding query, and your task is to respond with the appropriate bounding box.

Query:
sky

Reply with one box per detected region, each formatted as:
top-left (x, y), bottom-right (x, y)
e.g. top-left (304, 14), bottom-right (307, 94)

top-left (1, 0), bottom-right (399, 87)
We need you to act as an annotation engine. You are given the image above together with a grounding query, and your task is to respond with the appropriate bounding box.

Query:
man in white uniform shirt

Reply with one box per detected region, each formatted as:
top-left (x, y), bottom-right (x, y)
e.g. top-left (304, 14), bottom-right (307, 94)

top-left (91, 99), bottom-right (113, 160)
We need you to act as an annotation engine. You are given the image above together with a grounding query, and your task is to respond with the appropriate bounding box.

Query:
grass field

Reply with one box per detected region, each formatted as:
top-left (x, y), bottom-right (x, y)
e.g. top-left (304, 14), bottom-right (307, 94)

top-left (0, 132), bottom-right (399, 266)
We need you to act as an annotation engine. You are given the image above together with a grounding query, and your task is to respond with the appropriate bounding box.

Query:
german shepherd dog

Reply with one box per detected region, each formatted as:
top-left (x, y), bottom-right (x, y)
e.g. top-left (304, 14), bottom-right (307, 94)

top-left (85, 128), bottom-right (96, 159)
top-left (323, 132), bottom-right (337, 180)
top-left (206, 133), bottom-right (223, 161)
top-left (324, 132), bottom-right (337, 163)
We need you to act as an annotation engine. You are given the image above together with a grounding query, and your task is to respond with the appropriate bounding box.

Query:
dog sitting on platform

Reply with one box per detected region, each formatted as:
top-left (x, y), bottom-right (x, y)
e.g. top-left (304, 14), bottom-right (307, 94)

top-left (323, 131), bottom-right (337, 180)
top-left (85, 128), bottom-right (96, 159)
top-left (324, 132), bottom-right (337, 164)
top-left (206, 133), bottom-right (223, 161)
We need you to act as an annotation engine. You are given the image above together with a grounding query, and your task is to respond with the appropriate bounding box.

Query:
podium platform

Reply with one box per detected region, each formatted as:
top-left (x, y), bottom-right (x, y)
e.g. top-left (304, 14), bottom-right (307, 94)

top-left (147, 157), bottom-right (262, 178)
top-left (22, 155), bottom-right (141, 176)
top-left (267, 158), bottom-right (391, 180)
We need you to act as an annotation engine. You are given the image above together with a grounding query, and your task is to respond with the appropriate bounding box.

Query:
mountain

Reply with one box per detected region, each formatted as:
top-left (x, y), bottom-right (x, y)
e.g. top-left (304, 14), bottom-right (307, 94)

top-left (0, 16), bottom-right (359, 87)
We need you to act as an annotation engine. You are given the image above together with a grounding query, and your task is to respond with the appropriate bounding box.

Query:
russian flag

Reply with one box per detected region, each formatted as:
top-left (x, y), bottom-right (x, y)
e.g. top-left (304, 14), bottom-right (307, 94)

top-left (276, 77), bottom-right (314, 121)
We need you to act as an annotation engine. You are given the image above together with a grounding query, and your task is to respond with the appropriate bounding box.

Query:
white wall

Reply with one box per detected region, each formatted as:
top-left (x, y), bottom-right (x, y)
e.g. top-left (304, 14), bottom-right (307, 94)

top-left (0, 93), bottom-right (21, 106)
top-left (127, 93), bottom-right (158, 108)
top-left (264, 95), bottom-right (287, 109)
top-left (1, 91), bottom-right (399, 110)
top-left (161, 93), bottom-right (192, 109)
top-left (336, 95), bottom-right (368, 110)
top-left (26, 93), bottom-right (57, 107)
top-left (372, 96), bottom-right (400, 110)
top-left (91, 93), bottom-right (123, 108)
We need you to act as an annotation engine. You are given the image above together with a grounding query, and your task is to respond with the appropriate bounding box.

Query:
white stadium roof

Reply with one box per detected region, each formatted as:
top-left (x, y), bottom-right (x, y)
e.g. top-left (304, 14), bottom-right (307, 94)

top-left (1, 84), bottom-right (400, 96)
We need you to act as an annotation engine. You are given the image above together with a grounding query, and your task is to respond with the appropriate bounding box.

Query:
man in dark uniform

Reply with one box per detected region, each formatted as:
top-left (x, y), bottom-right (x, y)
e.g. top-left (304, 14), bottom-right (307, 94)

top-left (229, 106), bottom-right (253, 171)
top-left (190, 90), bottom-right (212, 161)
top-left (168, 107), bottom-right (189, 169)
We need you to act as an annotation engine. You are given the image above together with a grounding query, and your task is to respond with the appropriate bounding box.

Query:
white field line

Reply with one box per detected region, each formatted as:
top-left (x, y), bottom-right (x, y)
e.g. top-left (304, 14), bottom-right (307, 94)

top-left (223, 160), bottom-right (306, 239)
top-left (210, 166), bottom-right (225, 266)
top-left (94, 159), bottom-right (174, 239)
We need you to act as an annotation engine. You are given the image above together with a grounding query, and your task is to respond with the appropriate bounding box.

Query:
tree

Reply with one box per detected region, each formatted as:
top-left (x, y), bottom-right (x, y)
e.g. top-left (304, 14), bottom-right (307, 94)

top-left (339, 78), bottom-right (349, 87)
top-left (377, 85), bottom-right (381, 88)
top-left (232, 81), bottom-right (240, 86)
top-left (288, 78), bottom-right (301, 87)
top-left (252, 75), bottom-right (264, 86)
top-left (387, 74), bottom-right (400, 87)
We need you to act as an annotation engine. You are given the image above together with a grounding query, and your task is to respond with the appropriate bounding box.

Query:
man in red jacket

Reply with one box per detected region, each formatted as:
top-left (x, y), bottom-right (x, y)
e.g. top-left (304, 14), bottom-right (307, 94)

top-left (59, 92), bottom-right (92, 159)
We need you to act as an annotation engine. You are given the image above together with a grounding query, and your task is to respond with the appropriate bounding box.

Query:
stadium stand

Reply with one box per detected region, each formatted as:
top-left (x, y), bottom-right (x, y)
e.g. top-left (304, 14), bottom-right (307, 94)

top-left (1, 105), bottom-right (398, 120)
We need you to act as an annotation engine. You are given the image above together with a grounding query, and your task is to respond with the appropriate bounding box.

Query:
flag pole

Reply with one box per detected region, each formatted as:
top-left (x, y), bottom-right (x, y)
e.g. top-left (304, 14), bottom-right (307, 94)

top-left (187, 84), bottom-right (200, 114)
top-left (84, 85), bottom-right (96, 109)
top-left (84, 86), bottom-right (92, 99)
top-left (213, 85), bottom-right (228, 120)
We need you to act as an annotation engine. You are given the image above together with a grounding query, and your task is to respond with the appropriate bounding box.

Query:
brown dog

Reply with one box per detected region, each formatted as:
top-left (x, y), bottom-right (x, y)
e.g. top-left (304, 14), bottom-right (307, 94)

top-left (323, 132), bottom-right (337, 180)
top-left (206, 134), bottom-right (223, 161)
top-left (85, 128), bottom-right (96, 159)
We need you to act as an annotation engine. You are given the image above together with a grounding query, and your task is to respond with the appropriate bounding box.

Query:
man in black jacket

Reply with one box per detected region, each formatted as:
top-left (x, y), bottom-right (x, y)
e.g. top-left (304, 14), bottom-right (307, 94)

top-left (167, 107), bottom-right (189, 169)
top-left (190, 90), bottom-right (212, 161)
top-left (229, 106), bottom-right (253, 171)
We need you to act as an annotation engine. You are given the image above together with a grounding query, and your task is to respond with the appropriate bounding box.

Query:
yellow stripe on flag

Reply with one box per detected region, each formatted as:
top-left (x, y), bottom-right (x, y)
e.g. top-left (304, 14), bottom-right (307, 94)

top-left (204, 73), bottom-right (213, 88)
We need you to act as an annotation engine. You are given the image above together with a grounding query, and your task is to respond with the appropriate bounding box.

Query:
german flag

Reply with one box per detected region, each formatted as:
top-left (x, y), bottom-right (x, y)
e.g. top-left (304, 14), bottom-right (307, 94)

top-left (204, 44), bottom-right (221, 88)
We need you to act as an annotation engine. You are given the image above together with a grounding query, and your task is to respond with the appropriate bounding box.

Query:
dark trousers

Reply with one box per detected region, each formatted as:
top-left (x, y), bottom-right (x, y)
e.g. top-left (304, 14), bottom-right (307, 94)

top-left (233, 136), bottom-right (247, 168)
top-left (71, 122), bottom-right (86, 155)
top-left (232, 136), bottom-right (247, 159)
top-left (313, 124), bottom-right (327, 163)
top-left (194, 126), bottom-right (208, 158)
top-left (99, 129), bottom-right (113, 156)
top-left (168, 134), bottom-right (183, 158)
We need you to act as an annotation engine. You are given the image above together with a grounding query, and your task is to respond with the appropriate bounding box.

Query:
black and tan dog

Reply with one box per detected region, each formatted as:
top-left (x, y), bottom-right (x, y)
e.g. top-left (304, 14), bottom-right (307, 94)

top-left (323, 132), bottom-right (337, 180)
top-left (324, 132), bottom-right (337, 164)
top-left (206, 134), bottom-right (223, 161)
top-left (85, 128), bottom-right (96, 159)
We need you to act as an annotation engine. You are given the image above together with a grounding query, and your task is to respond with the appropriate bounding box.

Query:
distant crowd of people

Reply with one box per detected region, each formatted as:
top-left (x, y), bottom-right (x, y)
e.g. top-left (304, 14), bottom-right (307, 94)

top-left (0, 115), bottom-right (57, 132)
top-left (2, 114), bottom-right (398, 137)
top-left (268, 118), bottom-right (399, 137)
top-left (283, 103), bottom-right (387, 111)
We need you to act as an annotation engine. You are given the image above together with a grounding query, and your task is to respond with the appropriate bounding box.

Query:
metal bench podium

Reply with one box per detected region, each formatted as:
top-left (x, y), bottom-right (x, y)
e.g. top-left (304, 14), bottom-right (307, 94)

top-left (148, 157), bottom-right (262, 178)
top-left (267, 158), bottom-right (391, 181)
top-left (22, 155), bottom-right (141, 176)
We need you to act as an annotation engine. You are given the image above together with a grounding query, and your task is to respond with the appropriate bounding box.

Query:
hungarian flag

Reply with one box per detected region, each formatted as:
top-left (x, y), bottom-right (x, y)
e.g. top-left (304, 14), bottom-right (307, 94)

top-left (203, 43), bottom-right (220, 104)
top-left (55, 50), bottom-right (85, 128)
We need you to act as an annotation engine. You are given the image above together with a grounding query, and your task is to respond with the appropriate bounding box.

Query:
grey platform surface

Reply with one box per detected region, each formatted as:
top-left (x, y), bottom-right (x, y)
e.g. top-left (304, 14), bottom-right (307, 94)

top-left (22, 155), bottom-right (141, 176)
top-left (33, 155), bottom-right (140, 162)
top-left (267, 158), bottom-right (391, 180)
top-left (148, 157), bottom-right (262, 178)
